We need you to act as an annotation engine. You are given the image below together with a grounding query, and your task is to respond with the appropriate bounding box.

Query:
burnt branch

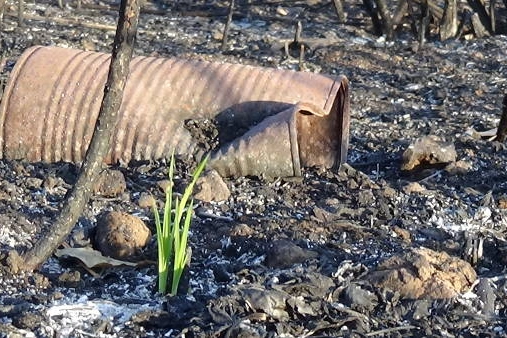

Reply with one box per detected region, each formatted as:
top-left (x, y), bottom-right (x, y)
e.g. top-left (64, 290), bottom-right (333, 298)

top-left (332, 0), bottom-right (346, 23)
top-left (467, 0), bottom-right (493, 34)
top-left (362, 0), bottom-right (384, 36)
top-left (495, 93), bottom-right (507, 143)
top-left (17, 0), bottom-right (23, 26)
top-left (19, 0), bottom-right (140, 271)
top-left (489, 0), bottom-right (496, 33)
top-left (0, 0), bottom-right (5, 25)
top-left (221, 0), bottom-right (235, 51)
top-left (374, 0), bottom-right (394, 38)
top-left (440, 0), bottom-right (458, 40)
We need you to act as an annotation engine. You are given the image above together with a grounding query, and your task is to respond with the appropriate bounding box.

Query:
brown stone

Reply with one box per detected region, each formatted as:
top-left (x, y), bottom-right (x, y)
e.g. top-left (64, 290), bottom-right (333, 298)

top-left (392, 226), bottom-right (411, 243)
top-left (93, 169), bottom-right (126, 197)
top-left (445, 160), bottom-right (472, 175)
top-left (498, 195), bottom-right (507, 209)
top-left (366, 247), bottom-right (476, 299)
top-left (195, 169), bottom-right (231, 202)
top-left (230, 223), bottom-right (255, 237)
top-left (403, 182), bottom-right (426, 194)
top-left (156, 179), bottom-right (172, 193)
top-left (94, 211), bottom-right (151, 261)
top-left (138, 192), bottom-right (156, 209)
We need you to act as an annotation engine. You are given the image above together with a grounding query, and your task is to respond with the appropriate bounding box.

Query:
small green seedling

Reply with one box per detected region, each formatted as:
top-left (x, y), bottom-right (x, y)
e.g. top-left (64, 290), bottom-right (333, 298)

top-left (152, 153), bottom-right (208, 295)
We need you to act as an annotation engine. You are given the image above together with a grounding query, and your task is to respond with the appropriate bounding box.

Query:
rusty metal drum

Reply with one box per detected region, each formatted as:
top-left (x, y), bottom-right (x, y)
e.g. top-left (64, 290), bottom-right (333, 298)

top-left (0, 46), bottom-right (349, 177)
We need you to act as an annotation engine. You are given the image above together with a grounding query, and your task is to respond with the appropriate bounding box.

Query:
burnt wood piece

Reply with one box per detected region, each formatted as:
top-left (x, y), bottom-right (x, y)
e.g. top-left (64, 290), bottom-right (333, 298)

top-left (440, 0), bottom-right (458, 40)
top-left (418, 0), bottom-right (431, 47)
top-left (495, 94), bottom-right (507, 142)
top-left (0, 0), bottom-right (5, 24)
top-left (490, 0), bottom-right (496, 33)
top-left (221, 0), bottom-right (235, 51)
top-left (392, 0), bottom-right (409, 28)
top-left (332, 0), bottom-right (346, 23)
top-left (17, 0), bottom-right (23, 26)
top-left (467, 0), bottom-right (493, 34)
top-left (374, 0), bottom-right (394, 38)
top-left (362, 0), bottom-right (383, 36)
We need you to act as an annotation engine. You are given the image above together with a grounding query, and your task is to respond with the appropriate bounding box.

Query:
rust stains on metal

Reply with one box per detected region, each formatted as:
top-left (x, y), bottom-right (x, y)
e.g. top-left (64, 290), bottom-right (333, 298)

top-left (0, 46), bottom-right (350, 178)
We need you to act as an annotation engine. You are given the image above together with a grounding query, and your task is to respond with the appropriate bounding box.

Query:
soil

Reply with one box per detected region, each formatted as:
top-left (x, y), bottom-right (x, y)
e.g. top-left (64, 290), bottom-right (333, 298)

top-left (1, 0), bottom-right (507, 337)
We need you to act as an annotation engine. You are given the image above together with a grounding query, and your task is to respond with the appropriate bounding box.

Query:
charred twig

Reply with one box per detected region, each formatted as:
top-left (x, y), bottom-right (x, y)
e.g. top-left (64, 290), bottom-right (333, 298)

top-left (440, 0), bottom-right (458, 40)
top-left (419, 0), bottom-right (431, 47)
top-left (17, 0), bottom-right (23, 26)
top-left (374, 0), bottom-right (394, 38)
top-left (495, 94), bottom-right (507, 142)
top-left (332, 0), bottom-right (346, 23)
top-left (412, 0), bottom-right (444, 20)
top-left (20, 0), bottom-right (141, 271)
top-left (362, 0), bottom-right (383, 35)
top-left (365, 325), bottom-right (418, 337)
top-left (490, 0), bottom-right (496, 33)
top-left (4, 11), bottom-right (118, 30)
top-left (0, 0), bottom-right (5, 25)
top-left (471, 12), bottom-right (490, 37)
top-left (283, 21), bottom-right (310, 63)
top-left (294, 20), bottom-right (302, 44)
top-left (221, 0), bottom-right (235, 51)
top-left (467, 0), bottom-right (493, 33)
top-left (392, 0), bottom-right (408, 28)
top-left (298, 44), bottom-right (305, 70)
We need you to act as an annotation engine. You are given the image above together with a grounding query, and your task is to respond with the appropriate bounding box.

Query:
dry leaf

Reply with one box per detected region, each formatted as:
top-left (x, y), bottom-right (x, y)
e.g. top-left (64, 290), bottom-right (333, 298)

top-left (55, 247), bottom-right (138, 269)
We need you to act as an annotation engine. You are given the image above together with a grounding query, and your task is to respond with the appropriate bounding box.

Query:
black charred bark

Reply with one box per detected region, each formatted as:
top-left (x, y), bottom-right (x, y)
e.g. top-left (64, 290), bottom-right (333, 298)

top-left (495, 94), bottom-right (507, 142)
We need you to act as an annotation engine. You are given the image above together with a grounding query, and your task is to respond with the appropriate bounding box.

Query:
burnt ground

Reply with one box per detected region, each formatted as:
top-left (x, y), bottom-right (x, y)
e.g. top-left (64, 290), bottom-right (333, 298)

top-left (1, 0), bottom-right (507, 337)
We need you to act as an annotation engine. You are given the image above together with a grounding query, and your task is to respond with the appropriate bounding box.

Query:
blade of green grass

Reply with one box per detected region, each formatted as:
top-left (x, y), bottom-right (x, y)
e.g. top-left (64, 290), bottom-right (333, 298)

top-left (155, 154), bottom-right (208, 296)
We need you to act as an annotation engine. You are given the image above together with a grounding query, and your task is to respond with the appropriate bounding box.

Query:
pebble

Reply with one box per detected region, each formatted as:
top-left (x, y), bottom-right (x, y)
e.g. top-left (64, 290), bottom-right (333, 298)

top-left (194, 169), bottom-right (231, 202)
top-left (138, 192), bottom-right (156, 209)
top-left (265, 240), bottom-right (318, 269)
top-left (93, 169), bottom-right (126, 197)
top-left (403, 182), bottom-right (426, 194)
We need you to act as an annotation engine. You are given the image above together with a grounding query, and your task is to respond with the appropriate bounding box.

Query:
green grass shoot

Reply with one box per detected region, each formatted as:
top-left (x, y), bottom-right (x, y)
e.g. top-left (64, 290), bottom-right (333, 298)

top-left (152, 153), bottom-right (208, 295)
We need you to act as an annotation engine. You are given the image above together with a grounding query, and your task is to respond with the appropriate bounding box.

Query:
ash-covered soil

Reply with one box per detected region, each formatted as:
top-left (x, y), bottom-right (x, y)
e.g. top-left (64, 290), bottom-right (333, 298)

top-left (1, 0), bottom-right (507, 337)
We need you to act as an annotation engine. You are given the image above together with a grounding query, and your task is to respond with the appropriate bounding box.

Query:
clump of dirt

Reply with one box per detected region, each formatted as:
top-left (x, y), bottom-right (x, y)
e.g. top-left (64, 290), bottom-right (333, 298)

top-left (366, 247), bottom-right (477, 299)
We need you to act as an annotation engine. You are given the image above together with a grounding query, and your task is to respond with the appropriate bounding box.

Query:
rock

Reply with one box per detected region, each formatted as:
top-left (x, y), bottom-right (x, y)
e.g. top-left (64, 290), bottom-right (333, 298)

top-left (12, 311), bottom-right (46, 330)
top-left (445, 160), bottom-right (472, 175)
top-left (382, 186), bottom-right (397, 199)
top-left (357, 189), bottom-right (375, 207)
top-left (265, 240), bottom-right (318, 269)
top-left (401, 135), bottom-right (457, 171)
top-left (93, 169), bottom-right (126, 197)
top-left (230, 223), bottom-right (255, 237)
top-left (25, 177), bottom-right (43, 189)
top-left (365, 247), bottom-right (476, 299)
top-left (156, 179), bottom-right (172, 193)
top-left (5, 250), bottom-right (23, 274)
top-left (392, 226), bottom-right (411, 243)
top-left (43, 175), bottom-right (63, 190)
top-left (240, 287), bottom-right (289, 321)
top-left (58, 270), bottom-right (82, 288)
top-left (94, 211), bottom-right (151, 260)
top-left (403, 182), bottom-right (426, 194)
top-left (498, 195), bottom-right (507, 209)
top-left (476, 278), bottom-right (496, 316)
top-left (138, 192), bottom-right (156, 209)
top-left (194, 169), bottom-right (230, 202)
top-left (342, 284), bottom-right (378, 312)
